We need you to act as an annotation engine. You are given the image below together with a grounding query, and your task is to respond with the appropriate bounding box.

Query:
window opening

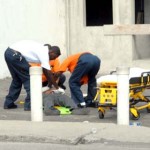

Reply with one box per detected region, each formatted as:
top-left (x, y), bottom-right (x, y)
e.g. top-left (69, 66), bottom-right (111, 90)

top-left (135, 0), bottom-right (144, 24)
top-left (86, 0), bottom-right (113, 26)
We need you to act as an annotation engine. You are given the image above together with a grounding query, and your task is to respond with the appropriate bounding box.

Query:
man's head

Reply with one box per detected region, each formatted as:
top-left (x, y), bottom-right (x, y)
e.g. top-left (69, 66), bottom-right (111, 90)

top-left (44, 44), bottom-right (61, 60)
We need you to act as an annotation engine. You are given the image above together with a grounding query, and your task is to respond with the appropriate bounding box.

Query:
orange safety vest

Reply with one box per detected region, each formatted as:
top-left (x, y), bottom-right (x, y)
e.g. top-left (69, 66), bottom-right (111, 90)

top-left (29, 58), bottom-right (60, 82)
top-left (58, 52), bottom-right (89, 84)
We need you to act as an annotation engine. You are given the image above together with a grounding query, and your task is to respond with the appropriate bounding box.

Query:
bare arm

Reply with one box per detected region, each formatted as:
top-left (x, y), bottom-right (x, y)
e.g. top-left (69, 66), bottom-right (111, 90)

top-left (54, 71), bottom-right (63, 80)
top-left (43, 68), bottom-right (59, 89)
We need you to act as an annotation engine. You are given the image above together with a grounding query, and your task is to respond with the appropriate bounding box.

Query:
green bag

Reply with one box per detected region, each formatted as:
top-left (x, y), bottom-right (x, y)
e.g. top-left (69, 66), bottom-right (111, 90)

top-left (54, 106), bottom-right (72, 115)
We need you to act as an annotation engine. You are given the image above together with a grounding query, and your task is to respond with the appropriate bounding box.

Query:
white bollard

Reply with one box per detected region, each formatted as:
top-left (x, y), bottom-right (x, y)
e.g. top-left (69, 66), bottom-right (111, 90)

top-left (117, 67), bottom-right (130, 125)
top-left (30, 66), bottom-right (43, 122)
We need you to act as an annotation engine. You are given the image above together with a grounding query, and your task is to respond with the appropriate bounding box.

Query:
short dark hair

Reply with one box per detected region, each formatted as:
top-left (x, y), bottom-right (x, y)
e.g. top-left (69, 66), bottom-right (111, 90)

top-left (51, 46), bottom-right (61, 56)
top-left (44, 44), bottom-right (51, 50)
top-left (44, 44), bottom-right (61, 56)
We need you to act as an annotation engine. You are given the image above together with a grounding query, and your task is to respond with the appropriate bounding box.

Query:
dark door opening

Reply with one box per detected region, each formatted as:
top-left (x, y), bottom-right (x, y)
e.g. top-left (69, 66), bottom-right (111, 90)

top-left (135, 0), bottom-right (144, 24)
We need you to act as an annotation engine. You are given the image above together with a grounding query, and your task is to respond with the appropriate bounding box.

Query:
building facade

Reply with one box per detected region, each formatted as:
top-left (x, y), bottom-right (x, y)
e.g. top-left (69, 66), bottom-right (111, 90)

top-left (0, 0), bottom-right (150, 78)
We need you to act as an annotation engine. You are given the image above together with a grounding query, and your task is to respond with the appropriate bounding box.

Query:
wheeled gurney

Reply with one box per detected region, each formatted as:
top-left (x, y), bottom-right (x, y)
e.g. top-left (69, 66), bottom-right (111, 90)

top-left (95, 68), bottom-right (150, 120)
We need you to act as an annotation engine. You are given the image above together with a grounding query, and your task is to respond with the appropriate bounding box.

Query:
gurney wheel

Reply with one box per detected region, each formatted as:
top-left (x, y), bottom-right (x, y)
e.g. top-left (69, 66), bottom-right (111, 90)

top-left (98, 110), bottom-right (104, 119)
top-left (130, 111), bottom-right (140, 120)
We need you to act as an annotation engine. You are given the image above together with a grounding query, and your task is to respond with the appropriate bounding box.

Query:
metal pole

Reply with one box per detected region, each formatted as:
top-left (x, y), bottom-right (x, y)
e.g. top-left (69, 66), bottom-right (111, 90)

top-left (30, 66), bottom-right (43, 122)
top-left (117, 67), bottom-right (130, 125)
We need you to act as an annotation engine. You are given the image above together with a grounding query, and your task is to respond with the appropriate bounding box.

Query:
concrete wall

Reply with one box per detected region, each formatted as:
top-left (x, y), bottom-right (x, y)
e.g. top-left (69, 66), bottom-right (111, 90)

top-left (69, 0), bottom-right (150, 73)
top-left (0, 0), bottom-right (67, 78)
top-left (133, 0), bottom-right (150, 61)
top-left (1, 0), bottom-right (150, 78)
top-left (68, 0), bottom-right (133, 74)
top-left (145, 0), bottom-right (150, 24)
top-left (68, 0), bottom-right (113, 74)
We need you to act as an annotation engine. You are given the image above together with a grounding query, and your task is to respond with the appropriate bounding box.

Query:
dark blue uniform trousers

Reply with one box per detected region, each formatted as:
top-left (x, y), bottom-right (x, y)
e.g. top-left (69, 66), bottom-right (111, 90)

top-left (4, 47), bottom-right (30, 109)
top-left (69, 53), bottom-right (101, 105)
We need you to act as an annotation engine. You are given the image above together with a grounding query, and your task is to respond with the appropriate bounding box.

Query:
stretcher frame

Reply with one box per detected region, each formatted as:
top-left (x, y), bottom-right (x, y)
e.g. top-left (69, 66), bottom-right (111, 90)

top-left (94, 71), bottom-right (150, 120)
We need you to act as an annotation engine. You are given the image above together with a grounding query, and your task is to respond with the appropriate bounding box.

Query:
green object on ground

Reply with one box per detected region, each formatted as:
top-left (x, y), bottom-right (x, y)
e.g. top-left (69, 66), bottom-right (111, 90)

top-left (54, 106), bottom-right (72, 115)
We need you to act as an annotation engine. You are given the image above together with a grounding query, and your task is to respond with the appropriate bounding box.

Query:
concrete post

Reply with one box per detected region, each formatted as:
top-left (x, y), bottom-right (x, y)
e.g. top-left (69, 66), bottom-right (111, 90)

top-left (117, 67), bottom-right (130, 125)
top-left (113, 0), bottom-right (135, 24)
top-left (30, 66), bottom-right (43, 122)
top-left (113, 0), bottom-right (120, 24)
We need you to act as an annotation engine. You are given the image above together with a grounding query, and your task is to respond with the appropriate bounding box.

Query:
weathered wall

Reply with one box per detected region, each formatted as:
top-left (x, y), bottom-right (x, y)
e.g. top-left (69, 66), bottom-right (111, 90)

top-left (69, 0), bottom-right (150, 74)
top-left (68, 0), bottom-right (133, 74)
top-left (0, 0), bottom-right (67, 78)
top-left (68, 0), bottom-right (112, 74)
top-left (133, 0), bottom-right (150, 61)
top-left (0, 0), bottom-right (150, 79)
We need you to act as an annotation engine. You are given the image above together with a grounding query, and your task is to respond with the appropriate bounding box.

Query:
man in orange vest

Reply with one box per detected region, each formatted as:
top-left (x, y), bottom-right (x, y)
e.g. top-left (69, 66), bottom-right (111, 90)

top-left (42, 58), bottom-right (66, 90)
top-left (41, 44), bottom-right (66, 89)
top-left (30, 57), bottom-right (66, 90)
top-left (55, 52), bottom-right (101, 109)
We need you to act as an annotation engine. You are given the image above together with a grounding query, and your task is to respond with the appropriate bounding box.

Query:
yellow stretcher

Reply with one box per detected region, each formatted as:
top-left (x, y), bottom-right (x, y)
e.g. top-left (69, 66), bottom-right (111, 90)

top-left (95, 68), bottom-right (150, 120)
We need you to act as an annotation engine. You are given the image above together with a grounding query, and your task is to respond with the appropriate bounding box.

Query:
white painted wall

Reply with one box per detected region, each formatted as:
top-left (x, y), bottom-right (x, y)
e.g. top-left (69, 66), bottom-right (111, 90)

top-left (68, 0), bottom-right (150, 74)
top-left (145, 0), bottom-right (150, 24)
top-left (134, 0), bottom-right (150, 61)
top-left (68, 0), bottom-right (111, 74)
top-left (0, 0), bottom-right (66, 78)
top-left (68, 0), bottom-right (133, 74)
top-left (1, 0), bottom-right (150, 79)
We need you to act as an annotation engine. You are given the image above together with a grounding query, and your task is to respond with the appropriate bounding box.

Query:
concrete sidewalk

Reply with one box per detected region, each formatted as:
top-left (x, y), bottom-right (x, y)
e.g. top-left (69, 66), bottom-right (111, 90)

top-left (0, 120), bottom-right (150, 145)
top-left (1, 77), bottom-right (150, 147)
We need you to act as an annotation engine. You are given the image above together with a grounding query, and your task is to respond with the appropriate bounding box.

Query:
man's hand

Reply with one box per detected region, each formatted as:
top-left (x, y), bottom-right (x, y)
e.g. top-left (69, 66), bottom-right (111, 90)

top-left (42, 87), bottom-right (57, 94)
top-left (52, 87), bottom-right (65, 94)
top-left (43, 89), bottom-right (54, 94)
top-left (43, 68), bottom-right (59, 89)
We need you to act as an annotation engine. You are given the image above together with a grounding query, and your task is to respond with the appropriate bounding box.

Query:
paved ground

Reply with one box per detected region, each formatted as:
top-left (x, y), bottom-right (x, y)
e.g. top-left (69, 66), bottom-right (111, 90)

top-left (0, 74), bottom-right (109, 123)
top-left (0, 73), bottom-right (150, 127)
top-left (0, 120), bottom-right (150, 149)
top-left (1, 74), bottom-right (150, 149)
